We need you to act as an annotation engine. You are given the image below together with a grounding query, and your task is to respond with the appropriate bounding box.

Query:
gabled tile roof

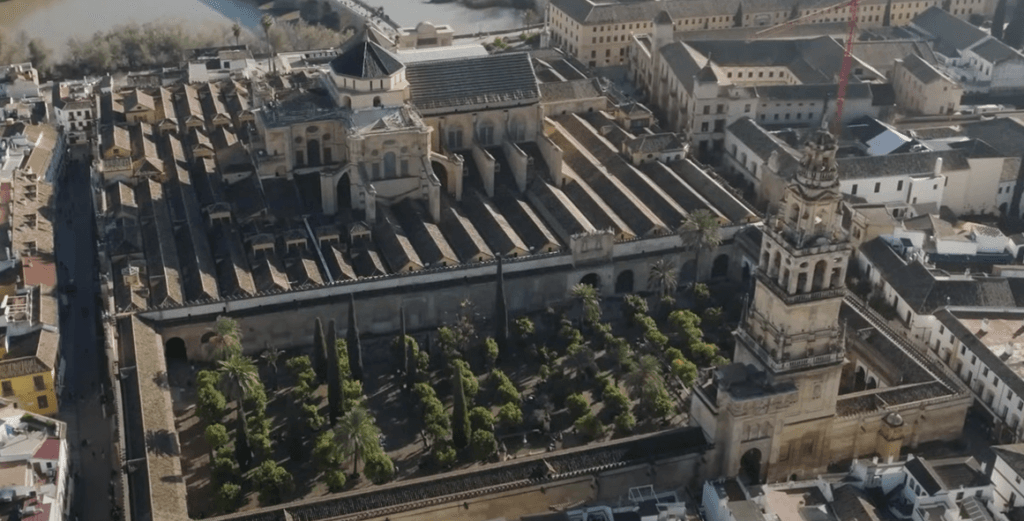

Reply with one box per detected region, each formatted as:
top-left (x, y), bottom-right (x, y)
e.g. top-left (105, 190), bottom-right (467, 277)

top-left (971, 38), bottom-right (1024, 64)
top-left (539, 78), bottom-right (604, 103)
top-left (911, 7), bottom-right (987, 57)
top-left (406, 53), bottom-right (540, 111)
top-left (836, 150), bottom-right (969, 180)
top-left (901, 53), bottom-right (948, 84)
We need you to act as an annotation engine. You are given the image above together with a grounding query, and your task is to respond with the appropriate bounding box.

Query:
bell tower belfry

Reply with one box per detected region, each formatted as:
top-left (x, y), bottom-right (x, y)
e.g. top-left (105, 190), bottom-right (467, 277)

top-left (691, 123), bottom-right (852, 484)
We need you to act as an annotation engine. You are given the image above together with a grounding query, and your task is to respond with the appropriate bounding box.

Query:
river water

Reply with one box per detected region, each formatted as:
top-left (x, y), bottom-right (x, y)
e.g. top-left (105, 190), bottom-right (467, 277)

top-left (0, 0), bottom-right (527, 56)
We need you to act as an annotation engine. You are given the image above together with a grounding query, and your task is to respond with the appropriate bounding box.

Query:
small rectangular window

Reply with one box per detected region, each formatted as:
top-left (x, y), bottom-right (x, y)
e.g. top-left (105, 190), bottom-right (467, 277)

top-left (851, 184), bottom-right (858, 195)
top-left (33, 376), bottom-right (44, 391)
top-left (1, 382), bottom-right (11, 397)
top-left (703, 105), bottom-right (711, 115)
top-left (874, 182), bottom-right (881, 193)
top-left (36, 396), bottom-right (47, 410)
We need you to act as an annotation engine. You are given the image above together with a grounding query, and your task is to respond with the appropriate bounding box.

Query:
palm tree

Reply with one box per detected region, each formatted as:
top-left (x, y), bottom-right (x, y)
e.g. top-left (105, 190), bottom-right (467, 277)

top-left (260, 344), bottom-right (281, 391)
top-left (624, 355), bottom-right (665, 401)
top-left (570, 282), bottom-right (601, 328)
top-left (232, 21), bottom-right (242, 46)
top-left (261, 14), bottom-right (276, 74)
top-left (218, 355), bottom-right (259, 409)
top-left (679, 209), bottom-right (721, 285)
top-left (334, 405), bottom-right (381, 476)
top-left (219, 354), bottom-right (259, 469)
top-left (647, 259), bottom-right (678, 298)
top-left (206, 316), bottom-right (242, 361)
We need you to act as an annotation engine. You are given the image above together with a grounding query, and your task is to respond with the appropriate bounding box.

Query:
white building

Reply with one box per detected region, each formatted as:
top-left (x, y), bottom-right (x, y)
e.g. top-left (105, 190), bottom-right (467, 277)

top-left (186, 46), bottom-right (257, 84)
top-left (0, 401), bottom-right (71, 521)
top-left (991, 444), bottom-right (1024, 511)
top-left (50, 80), bottom-right (98, 147)
top-left (0, 64), bottom-right (39, 100)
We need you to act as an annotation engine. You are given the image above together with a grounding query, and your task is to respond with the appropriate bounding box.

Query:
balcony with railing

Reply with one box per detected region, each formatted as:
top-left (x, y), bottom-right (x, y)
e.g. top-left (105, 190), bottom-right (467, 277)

top-left (757, 271), bottom-right (846, 306)
top-left (763, 215), bottom-right (851, 257)
top-left (737, 327), bottom-right (845, 373)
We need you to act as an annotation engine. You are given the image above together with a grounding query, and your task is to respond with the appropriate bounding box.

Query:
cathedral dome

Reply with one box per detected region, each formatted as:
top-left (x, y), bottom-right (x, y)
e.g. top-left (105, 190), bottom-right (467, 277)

top-left (329, 40), bottom-right (404, 80)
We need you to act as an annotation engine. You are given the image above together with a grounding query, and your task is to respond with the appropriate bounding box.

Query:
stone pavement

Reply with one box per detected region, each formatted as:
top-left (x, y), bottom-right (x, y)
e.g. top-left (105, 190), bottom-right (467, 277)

top-left (55, 156), bottom-right (118, 521)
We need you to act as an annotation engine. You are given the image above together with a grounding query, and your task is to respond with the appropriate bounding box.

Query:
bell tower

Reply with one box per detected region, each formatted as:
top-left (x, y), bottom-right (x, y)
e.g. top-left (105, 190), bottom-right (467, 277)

top-left (692, 123), bottom-right (852, 484)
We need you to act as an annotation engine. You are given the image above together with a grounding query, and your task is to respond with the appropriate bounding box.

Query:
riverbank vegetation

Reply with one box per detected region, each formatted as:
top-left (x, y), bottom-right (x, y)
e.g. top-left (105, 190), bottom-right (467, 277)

top-left (0, 2), bottom-right (358, 80)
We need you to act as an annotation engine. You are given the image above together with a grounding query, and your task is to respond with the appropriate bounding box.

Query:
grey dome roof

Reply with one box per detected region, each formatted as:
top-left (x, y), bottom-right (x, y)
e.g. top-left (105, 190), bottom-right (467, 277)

top-left (329, 40), bottom-right (404, 79)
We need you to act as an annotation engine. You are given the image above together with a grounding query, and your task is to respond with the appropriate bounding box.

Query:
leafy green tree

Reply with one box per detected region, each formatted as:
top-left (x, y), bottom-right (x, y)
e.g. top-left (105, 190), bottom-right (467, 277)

top-left (566, 393), bottom-right (589, 420)
top-left (702, 307), bottom-right (724, 330)
top-left (363, 449), bottom-right (395, 484)
top-left (347, 295), bottom-right (364, 382)
top-left (491, 369), bottom-right (520, 405)
top-left (562, 343), bottom-right (597, 380)
top-left (693, 283), bottom-right (711, 306)
top-left (326, 320), bottom-right (341, 425)
top-left (252, 459), bottom-right (294, 505)
top-left (603, 384), bottom-right (630, 415)
top-left (313, 317), bottom-right (329, 383)
top-left (570, 282), bottom-right (601, 327)
top-left (433, 440), bottom-right (457, 467)
top-left (471, 429), bottom-right (498, 461)
top-left (680, 209), bottom-right (721, 284)
top-left (325, 470), bottom-right (347, 492)
top-left (497, 401), bottom-right (523, 429)
top-left (672, 357), bottom-right (699, 386)
top-left (608, 337), bottom-right (633, 375)
top-left (205, 424), bottom-right (229, 456)
top-left (484, 337), bottom-right (500, 370)
top-left (217, 482), bottom-right (242, 513)
top-left (452, 359), bottom-right (479, 398)
top-left (196, 385), bottom-right (227, 425)
top-left (574, 412), bottom-right (604, 440)
top-left (212, 454), bottom-right (237, 484)
top-left (669, 310), bottom-right (703, 347)
top-left (512, 316), bottom-right (535, 352)
top-left (452, 365), bottom-right (471, 449)
top-left (469, 406), bottom-right (494, 431)
top-left (614, 411), bottom-right (637, 435)
top-left (335, 405), bottom-right (382, 476)
top-left (650, 389), bottom-right (675, 419)
top-left (622, 294), bottom-right (649, 327)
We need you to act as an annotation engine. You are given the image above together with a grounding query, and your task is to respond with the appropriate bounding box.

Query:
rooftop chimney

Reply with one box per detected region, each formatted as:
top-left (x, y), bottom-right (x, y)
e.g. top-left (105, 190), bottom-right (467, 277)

top-left (933, 156), bottom-right (943, 177)
top-left (980, 318), bottom-right (990, 334)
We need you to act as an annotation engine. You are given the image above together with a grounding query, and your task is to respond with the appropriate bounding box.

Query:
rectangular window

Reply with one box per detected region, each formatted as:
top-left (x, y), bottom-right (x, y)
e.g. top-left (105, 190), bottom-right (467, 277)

top-left (851, 184), bottom-right (858, 195)
top-left (295, 150), bottom-right (304, 166)
top-left (716, 104), bottom-right (724, 114)
top-left (703, 105), bottom-right (711, 115)
top-left (744, 104), bottom-right (751, 113)
top-left (400, 159), bottom-right (409, 175)
top-left (33, 376), bottom-right (44, 391)
top-left (874, 182), bottom-right (881, 193)
top-left (36, 396), bottom-right (47, 410)
top-left (714, 119), bottom-right (725, 132)
top-left (897, 180), bottom-right (904, 190)
top-left (701, 121), bottom-right (709, 132)
top-left (1, 382), bottom-right (11, 397)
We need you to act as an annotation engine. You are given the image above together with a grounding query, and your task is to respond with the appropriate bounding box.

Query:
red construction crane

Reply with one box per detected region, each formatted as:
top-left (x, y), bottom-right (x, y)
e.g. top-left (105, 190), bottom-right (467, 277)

top-left (746, 0), bottom-right (862, 130)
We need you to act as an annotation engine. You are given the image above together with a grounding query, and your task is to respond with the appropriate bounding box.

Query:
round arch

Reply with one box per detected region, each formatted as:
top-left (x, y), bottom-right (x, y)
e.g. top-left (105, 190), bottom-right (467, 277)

top-left (165, 337), bottom-right (187, 361)
top-left (740, 448), bottom-right (762, 484)
top-left (336, 172), bottom-right (352, 213)
top-left (580, 273), bottom-right (601, 290)
top-left (615, 270), bottom-right (634, 294)
top-left (854, 366), bottom-right (866, 391)
top-left (712, 254), bottom-right (730, 279)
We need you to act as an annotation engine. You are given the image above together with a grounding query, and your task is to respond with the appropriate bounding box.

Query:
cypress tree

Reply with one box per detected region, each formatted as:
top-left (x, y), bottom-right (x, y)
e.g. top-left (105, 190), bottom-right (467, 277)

top-left (401, 308), bottom-right (411, 384)
top-left (326, 320), bottom-right (341, 426)
top-left (993, 0), bottom-right (1007, 39)
top-left (882, 0), bottom-right (892, 26)
top-left (1005, 6), bottom-right (1024, 49)
top-left (789, 2), bottom-right (800, 20)
top-left (452, 365), bottom-right (470, 449)
top-left (235, 405), bottom-right (253, 470)
top-left (734, 2), bottom-right (744, 27)
top-left (347, 295), bottom-right (364, 382)
top-left (494, 256), bottom-right (509, 357)
top-left (313, 317), bottom-right (328, 384)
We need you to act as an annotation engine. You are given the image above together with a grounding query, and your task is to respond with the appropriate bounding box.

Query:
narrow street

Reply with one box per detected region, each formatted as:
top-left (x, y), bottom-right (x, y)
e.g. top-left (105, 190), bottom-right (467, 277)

top-left (54, 154), bottom-right (117, 521)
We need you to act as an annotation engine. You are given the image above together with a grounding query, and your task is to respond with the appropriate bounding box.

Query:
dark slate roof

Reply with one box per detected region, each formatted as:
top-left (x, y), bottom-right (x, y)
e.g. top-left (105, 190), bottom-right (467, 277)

top-left (861, 238), bottom-right (1017, 313)
top-left (754, 82), bottom-right (871, 101)
top-left (726, 117), bottom-right (802, 173)
top-left (696, 62), bottom-right (718, 82)
top-left (869, 83), bottom-right (896, 107)
top-left (902, 53), bottom-right (945, 84)
top-left (911, 7), bottom-right (987, 57)
top-left (660, 42), bottom-right (705, 90)
top-left (329, 40), bottom-right (404, 79)
top-left (850, 40), bottom-right (938, 73)
top-left (836, 150), bottom-right (969, 180)
top-left (625, 133), bottom-right (684, 154)
top-left (948, 138), bottom-right (1004, 159)
top-left (960, 118), bottom-right (1024, 157)
top-left (906, 457), bottom-right (945, 495)
top-left (993, 444), bottom-right (1024, 477)
top-left (688, 37), bottom-right (847, 83)
top-left (406, 53), bottom-right (540, 111)
top-left (539, 78), bottom-right (604, 102)
top-left (971, 37), bottom-right (1023, 64)
top-left (654, 10), bottom-right (673, 24)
